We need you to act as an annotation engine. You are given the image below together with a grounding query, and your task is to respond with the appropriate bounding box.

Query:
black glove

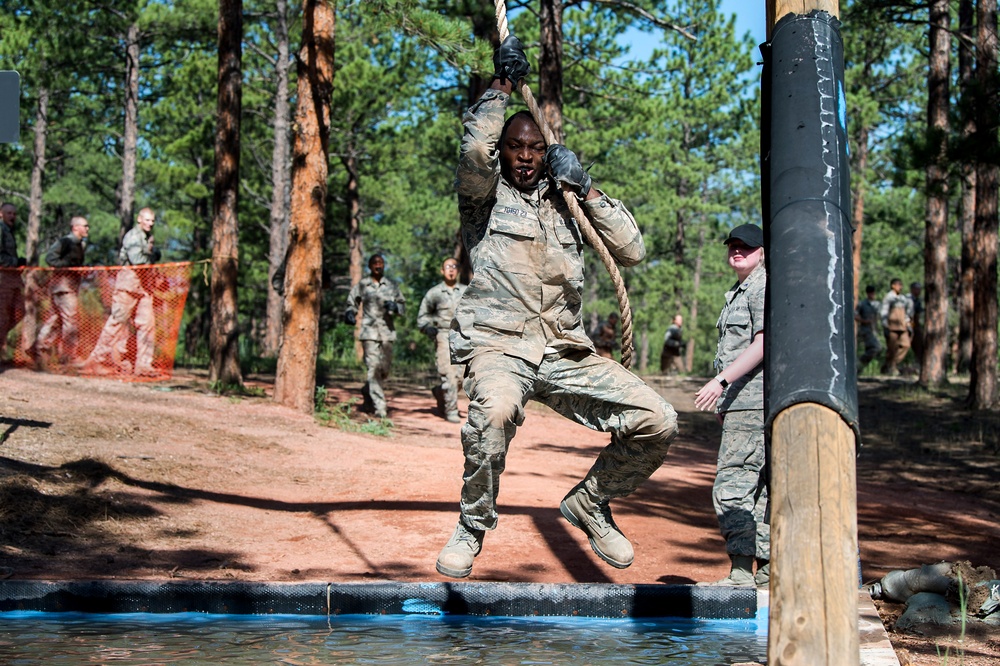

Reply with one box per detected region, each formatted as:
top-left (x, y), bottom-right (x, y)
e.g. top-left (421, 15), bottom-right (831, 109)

top-left (422, 325), bottom-right (439, 338)
top-left (344, 310), bottom-right (357, 326)
top-left (493, 34), bottom-right (530, 85)
top-left (384, 301), bottom-right (399, 315)
top-left (545, 144), bottom-right (592, 198)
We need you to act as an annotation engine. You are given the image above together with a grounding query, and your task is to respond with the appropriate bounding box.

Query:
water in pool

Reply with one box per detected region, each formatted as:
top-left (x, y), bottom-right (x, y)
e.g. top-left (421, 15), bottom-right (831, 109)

top-left (0, 611), bottom-right (767, 664)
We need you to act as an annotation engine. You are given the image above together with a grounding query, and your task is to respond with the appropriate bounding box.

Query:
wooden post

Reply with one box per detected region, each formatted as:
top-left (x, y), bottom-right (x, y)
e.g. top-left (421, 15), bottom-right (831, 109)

top-left (768, 1), bottom-right (840, 39)
top-left (765, 2), bottom-right (860, 665)
top-left (769, 405), bottom-right (859, 665)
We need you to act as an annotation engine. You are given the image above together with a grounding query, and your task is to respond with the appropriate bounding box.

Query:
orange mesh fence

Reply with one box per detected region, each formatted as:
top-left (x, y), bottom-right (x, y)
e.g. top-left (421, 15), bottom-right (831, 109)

top-left (0, 262), bottom-right (194, 382)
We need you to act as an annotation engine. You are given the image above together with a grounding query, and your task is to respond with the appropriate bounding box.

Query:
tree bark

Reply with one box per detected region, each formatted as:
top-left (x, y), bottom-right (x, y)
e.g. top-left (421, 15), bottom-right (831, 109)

top-left (18, 85), bottom-right (49, 357)
top-left (25, 85), bottom-right (47, 265)
top-left (921, 0), bottom-right (950, 387)
top-left (274, 0), bottom-right (335, 413)
top-left (117, 21), bottom-right (140, 244)
top-left (968, 0), bottom-right (998, 409)
top-left (538, 0), bottom-right (565, 144)
top-left (263, 0), bottom-right (293, 358)
top-left (956, 0), bottom-right (977, 374)
top-left (684, 225), bottom-right (705, 374)
top-left (343, 146), bottom-right (363, 362)
top-left (209, 0), bottom-right (244, 387)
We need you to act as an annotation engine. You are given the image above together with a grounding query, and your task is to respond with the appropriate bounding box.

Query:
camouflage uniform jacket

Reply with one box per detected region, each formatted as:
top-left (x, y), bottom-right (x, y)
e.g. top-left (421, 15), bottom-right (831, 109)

top-left (879, 290), bottom-right (912, 331)
top-left (714, 263), bottom-right (765, 413)
top-left (417, 281), bottom-right (466, 333)
top-left (119, 226), bottom-right (160, 266)
top-left (0, 223), bottom-right (18, 267)
top-left (856, 298), bottom-right (880, 335)
top-left (345, 276), bottom-right (405, 343)
top-left (451, 88), bottom-right (645, 366)
top-left (116, 225), bottom-right (160, 294)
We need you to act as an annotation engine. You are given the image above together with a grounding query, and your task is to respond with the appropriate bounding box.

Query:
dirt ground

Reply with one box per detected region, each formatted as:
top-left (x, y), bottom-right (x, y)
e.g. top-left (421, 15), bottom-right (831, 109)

top-left (1, 366), bottom-right (998, 665)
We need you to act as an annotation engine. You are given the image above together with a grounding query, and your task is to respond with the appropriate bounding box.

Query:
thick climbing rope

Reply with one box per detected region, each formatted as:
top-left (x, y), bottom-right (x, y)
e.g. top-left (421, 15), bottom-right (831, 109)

top-left (493, 0), bottom-right (635, 368)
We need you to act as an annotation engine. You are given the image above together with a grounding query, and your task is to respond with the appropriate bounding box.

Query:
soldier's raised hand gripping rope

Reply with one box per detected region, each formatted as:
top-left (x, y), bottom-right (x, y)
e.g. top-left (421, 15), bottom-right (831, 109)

top-left (491, 0), bottom-right (636, 367)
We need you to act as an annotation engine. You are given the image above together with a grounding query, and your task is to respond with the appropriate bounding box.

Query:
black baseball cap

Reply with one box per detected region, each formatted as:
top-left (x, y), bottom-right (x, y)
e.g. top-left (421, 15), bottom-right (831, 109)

top-left (723, 224), bottom-right (763, 249)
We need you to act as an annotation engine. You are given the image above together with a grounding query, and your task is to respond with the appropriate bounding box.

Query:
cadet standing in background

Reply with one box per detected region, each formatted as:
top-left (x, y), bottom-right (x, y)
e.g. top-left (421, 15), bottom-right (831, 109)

top-left (344, 253), bottom-right (405, 419)
top-left (660, 314), bottom-right (686, 374)
top-left (854, 284), bottom-right (882, 374)
top-left (37, 215), bottom-right (90, 362)
top-left (85, 207), bottom-right (161, 376)
top-left (694, 223), bottom-right (769, 587)
top-left (879, 278), bottom-right (912, 376)
top-left (417, 257), bottom-right (466, 423)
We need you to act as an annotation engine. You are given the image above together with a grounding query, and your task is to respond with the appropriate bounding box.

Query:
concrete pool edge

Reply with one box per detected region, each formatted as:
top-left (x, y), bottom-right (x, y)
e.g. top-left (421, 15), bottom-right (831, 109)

top-left (0, 580), bottom-right (900, 664)
top-left (0, 580), bottom-right (755, 619)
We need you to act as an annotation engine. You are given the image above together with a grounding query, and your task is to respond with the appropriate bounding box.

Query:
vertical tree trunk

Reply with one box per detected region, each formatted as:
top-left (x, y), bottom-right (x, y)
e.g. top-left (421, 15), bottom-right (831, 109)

top-left (263, 0), bottom-right (293, 358)
top-left (956, 0), bottom-right (977, 374)
top-left (684, 225), bottom-right (705, 373)
top-left (25, 86), bottom-right (47, 265)
top-left (343, 147), bottom-right (364, 362)
top-left (19, 85), bottom-right (49, 357)
top-left (209, 0), bottom-right (244, 387)
top-left (538, 0), bottom-right (564, 143)
top-left (274, 0), bottom-right (335, 413)
top-left (344, 147), bottom-right (362, 288)
top-left (921, 0), bottom-right (950, 387)
top-left (118, 21), bottom-right (140, 243)
top-left (968, 0), bottom-right (998, 409)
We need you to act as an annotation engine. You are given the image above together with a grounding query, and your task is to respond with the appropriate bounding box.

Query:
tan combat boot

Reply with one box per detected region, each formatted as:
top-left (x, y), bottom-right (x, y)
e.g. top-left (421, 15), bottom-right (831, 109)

top-left (435, 521), bottom-right (485, 578)
top-left (559, 483), bottom-right (634, 569)
top-left (699, 555), bottom-right (756, 586)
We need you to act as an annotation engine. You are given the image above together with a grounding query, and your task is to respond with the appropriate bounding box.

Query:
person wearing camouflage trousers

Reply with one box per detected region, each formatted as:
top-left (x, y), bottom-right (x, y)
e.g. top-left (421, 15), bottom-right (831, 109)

top-left (85, 208), bottom-right (161, 376)
top-left (417, 258), bottom-right (466, 423)
top-left (435, 35), bottom-right (678, 579)
top-left (344, 254), bottom-right (405, 419)
top-left (694, 223), bottom-right (769, 588)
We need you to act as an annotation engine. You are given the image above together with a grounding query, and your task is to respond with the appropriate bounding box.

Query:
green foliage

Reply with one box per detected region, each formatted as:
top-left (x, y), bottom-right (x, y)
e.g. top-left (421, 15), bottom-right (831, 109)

top-left (313, 386), bottom-right (393, 436)
top-left (4, 0), bottom-right (983, 385)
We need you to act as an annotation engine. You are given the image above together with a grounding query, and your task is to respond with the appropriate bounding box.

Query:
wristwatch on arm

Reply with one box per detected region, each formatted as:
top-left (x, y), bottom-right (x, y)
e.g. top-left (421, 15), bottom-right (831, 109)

top-left (714, 376), bottom-right (729, 389)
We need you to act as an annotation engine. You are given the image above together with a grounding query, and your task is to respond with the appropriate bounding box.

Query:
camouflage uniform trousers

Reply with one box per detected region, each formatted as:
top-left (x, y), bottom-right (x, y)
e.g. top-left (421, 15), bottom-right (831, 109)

top-left (362, 339), bottom-right (394, 416)
top-left (37, 286), bottom-right (81, 360)
top-left (858, 328), bottom-right (882, 368)
top-left (88, 273), bottom-right (156, 373)
top-left (713, 409), bottom-right (769, 561)
top-left (458, 349), bottom-right (678, 531)
top-left (434, 330), bottom-right (462, 416)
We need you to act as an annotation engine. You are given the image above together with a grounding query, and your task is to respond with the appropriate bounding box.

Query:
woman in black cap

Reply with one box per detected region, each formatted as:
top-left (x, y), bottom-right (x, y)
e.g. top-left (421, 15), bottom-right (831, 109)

top-left (694, 223), bottom-right (769, 587)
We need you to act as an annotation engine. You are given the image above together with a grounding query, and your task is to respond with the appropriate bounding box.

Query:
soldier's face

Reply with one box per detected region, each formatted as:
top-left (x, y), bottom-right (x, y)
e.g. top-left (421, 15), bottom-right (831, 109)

top-left (1, 205), bottom-right (15, 227)
top-left (500, 116), bottom-right (546, 192)
top-left (727, 240), bottom-right (763, 279)
top-left (137, 211), bottom-right (155, 233)
top-left (369, 256), bottom-right (385, 279)
top-left (441, 261), bottom-right (459, 284)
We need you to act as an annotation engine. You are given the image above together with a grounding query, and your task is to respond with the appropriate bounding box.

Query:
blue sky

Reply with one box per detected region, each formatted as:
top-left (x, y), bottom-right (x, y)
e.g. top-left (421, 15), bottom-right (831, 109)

top-left (622, 1), bottom-right (768, 61)
top-left (721, 0), bottom-right (767, 46)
